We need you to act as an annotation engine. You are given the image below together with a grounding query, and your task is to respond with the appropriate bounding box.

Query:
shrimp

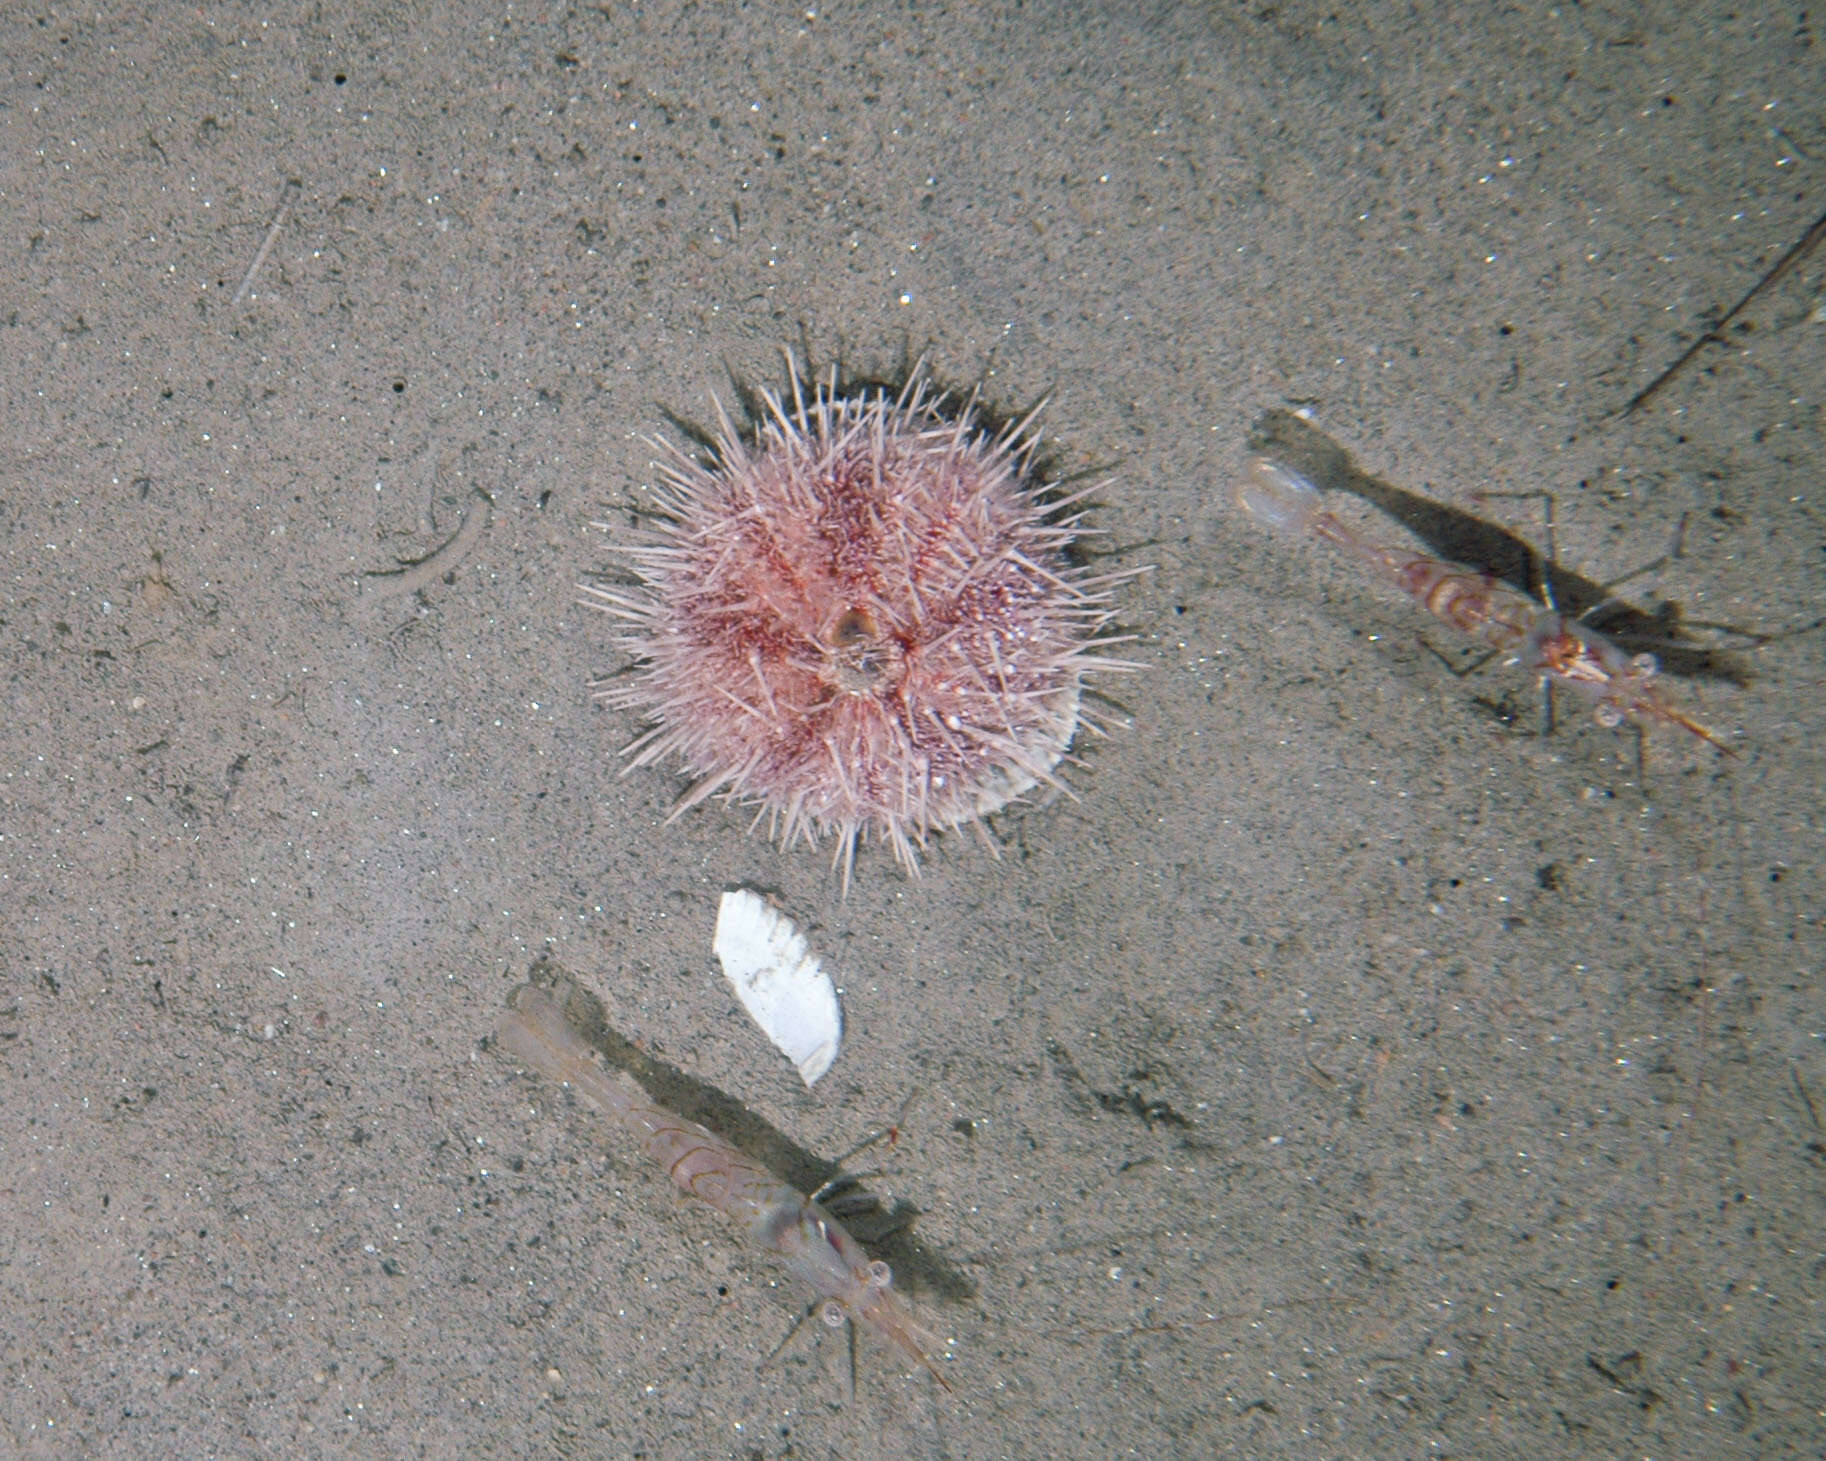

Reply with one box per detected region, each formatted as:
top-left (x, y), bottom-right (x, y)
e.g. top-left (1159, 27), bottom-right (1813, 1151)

top-left (1236, 456), bottom-right (1734, 753)
top-left (492, 983), bottom-right (950, 1390)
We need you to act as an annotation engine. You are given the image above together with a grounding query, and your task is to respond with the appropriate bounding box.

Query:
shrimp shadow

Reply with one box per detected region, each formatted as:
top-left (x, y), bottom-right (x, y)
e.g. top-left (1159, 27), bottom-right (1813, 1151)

top-left (511, 958), bottom-right (975, 1304)
top-left (1249, 409), bottom-right (1751, 687)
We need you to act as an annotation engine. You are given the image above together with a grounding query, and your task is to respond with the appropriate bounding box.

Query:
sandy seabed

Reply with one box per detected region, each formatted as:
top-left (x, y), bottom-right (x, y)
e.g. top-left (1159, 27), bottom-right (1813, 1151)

top-left (3, 4), bottom-right (1822, 1457)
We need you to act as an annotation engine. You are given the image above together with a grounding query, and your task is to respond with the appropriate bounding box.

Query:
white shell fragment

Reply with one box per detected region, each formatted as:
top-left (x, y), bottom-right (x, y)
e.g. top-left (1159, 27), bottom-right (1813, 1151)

top-left (713, 889), bottom-right (842, 1086)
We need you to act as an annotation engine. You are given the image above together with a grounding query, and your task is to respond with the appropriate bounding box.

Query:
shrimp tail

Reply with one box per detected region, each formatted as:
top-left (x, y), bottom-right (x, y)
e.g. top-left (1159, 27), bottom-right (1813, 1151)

top-left (1236, 455), bottom-right (1324, 536)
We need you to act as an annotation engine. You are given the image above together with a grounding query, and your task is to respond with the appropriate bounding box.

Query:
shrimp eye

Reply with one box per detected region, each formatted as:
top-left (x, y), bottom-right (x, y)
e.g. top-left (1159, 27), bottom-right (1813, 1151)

top-left (820, 1300), bottom-right (847, 1329)
top-left (866, 1260), bottom-right (893, 1289)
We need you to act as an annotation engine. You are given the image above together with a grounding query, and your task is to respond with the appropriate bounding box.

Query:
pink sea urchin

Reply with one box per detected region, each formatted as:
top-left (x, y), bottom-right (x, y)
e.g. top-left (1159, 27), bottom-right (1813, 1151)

top-left (583, 354), bottom-right (1137, 886)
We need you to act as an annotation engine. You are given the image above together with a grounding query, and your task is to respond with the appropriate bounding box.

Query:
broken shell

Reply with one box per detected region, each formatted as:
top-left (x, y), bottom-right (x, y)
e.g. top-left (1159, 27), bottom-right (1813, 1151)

top-left (713, 889), bottom-right (842, 1086)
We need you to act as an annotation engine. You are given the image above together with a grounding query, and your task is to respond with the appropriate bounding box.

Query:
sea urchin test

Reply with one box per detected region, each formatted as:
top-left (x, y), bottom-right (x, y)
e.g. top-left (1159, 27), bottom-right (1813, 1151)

top-left (583, 355), bottom-right (1137, 885)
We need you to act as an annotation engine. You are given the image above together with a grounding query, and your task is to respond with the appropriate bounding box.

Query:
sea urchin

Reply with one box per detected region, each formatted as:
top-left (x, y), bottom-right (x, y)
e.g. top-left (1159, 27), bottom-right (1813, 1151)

top-left (583, 354), bottom-right (1137, 886)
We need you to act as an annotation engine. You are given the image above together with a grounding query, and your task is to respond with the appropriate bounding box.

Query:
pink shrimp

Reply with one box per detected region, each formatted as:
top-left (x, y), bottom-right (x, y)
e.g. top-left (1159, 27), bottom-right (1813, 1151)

top-left (1237, 455), bottom-right (1734, 753)
top-left (493, 983), bottom-right (950, 1389)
